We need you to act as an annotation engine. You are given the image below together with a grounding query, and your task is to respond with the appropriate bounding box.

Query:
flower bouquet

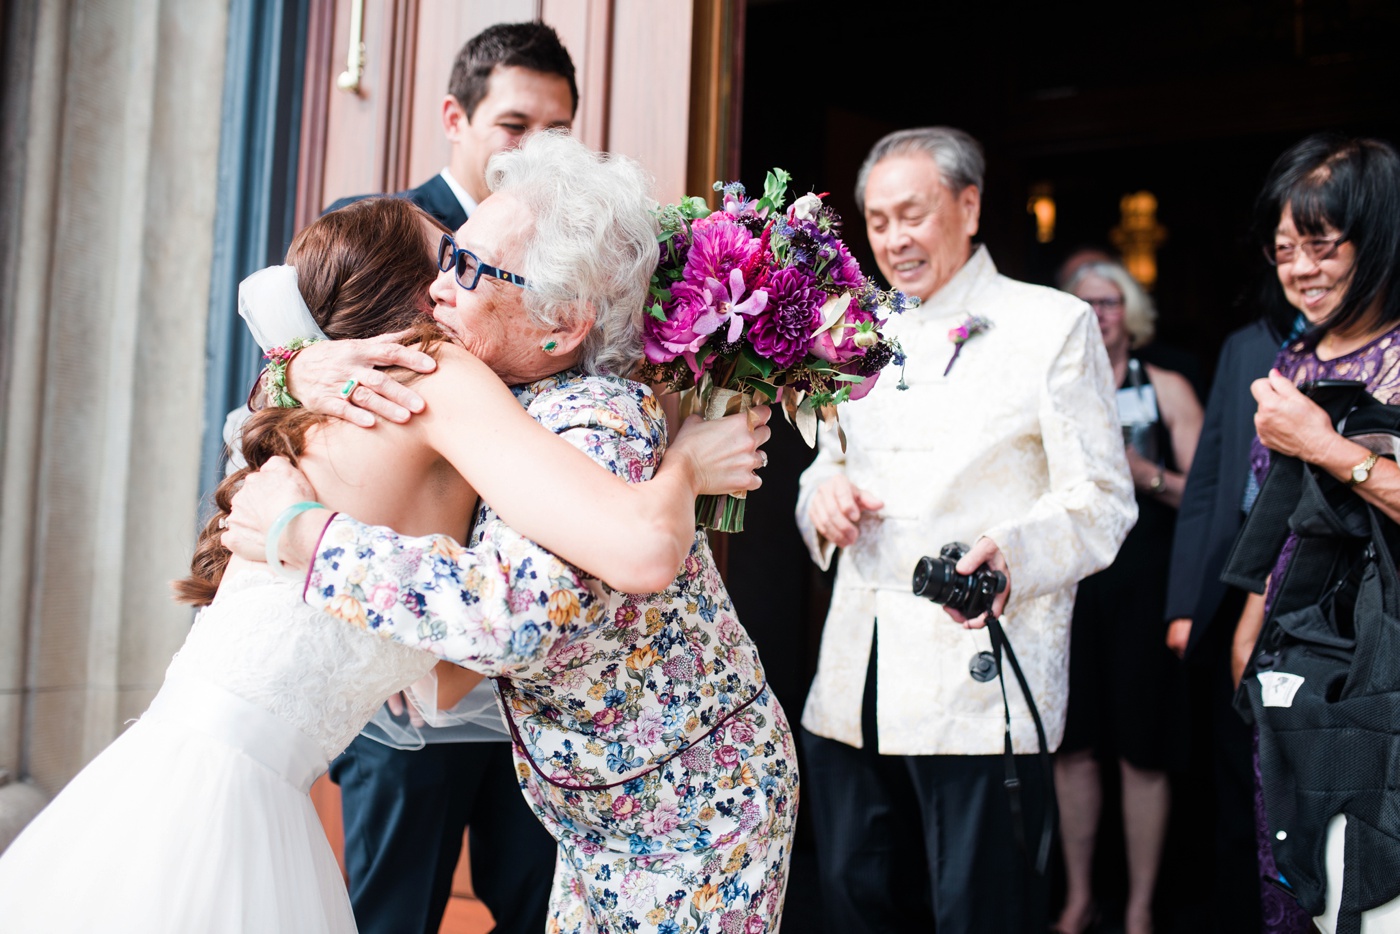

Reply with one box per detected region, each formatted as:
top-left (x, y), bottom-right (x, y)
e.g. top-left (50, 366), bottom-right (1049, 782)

top-left (639, 169), bottom-right (913, 532)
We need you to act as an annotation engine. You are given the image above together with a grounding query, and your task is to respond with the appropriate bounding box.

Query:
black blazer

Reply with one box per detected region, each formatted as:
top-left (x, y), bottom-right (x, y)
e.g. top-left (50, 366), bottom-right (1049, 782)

top-left (1164, 319), bottom-right (1281, 656)
top-left (323, 173), bottom-right (469, 231)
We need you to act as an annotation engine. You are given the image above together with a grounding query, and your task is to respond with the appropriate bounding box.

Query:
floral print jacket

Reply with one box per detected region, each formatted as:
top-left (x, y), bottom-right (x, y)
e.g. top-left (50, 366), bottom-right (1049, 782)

top-left (303, 371), bottom-right (770, 791)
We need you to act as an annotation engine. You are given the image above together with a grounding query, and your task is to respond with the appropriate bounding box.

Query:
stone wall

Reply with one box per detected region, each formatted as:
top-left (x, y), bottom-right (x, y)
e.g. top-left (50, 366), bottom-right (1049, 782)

top-left (0, 0), bottom-right (229, 848)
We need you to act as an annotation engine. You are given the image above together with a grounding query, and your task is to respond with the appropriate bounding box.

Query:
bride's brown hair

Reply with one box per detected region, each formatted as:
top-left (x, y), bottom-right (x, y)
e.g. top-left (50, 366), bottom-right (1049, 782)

top-left (173, 198), bottom-right (449, 605)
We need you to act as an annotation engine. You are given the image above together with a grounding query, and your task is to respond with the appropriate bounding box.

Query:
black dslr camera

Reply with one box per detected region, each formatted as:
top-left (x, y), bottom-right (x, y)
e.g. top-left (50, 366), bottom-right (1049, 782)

top-left (912, 542), bottom-right (1007, 619)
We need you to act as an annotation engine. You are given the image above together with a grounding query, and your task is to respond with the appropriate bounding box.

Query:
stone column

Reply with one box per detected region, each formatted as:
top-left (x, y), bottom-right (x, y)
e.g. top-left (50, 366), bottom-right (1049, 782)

top-left (0, 0), bottom-right (229, 848)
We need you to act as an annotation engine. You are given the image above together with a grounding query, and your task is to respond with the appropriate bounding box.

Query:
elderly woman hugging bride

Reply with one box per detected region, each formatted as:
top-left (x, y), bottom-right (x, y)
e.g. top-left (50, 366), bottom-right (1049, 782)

top-left (0, 132), bottom-right (795, 934)
top-left (232, 130), bottom-right (799, 934)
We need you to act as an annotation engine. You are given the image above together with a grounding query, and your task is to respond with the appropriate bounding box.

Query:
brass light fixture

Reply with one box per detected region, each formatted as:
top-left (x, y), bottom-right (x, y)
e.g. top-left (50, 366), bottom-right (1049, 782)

top-left (1027, 183), bottom-right (1056, 243)
top-left (1110, 191), bottom-right (1167, 290)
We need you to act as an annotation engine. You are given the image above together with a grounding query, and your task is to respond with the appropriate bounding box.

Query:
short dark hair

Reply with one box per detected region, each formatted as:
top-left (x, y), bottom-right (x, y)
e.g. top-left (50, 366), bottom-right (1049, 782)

top-left (1255, 134), bottom-right (1400, 337)
top-left (447, 22), bottom-right (578, 121)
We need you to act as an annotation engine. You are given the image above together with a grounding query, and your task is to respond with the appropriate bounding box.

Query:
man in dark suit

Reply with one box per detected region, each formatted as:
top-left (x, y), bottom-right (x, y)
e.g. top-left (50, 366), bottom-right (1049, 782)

top-left (323, 22), bottom-right (577, 934)
top-left (1163, 315), bottom-right (1293, 933)
top-left (327, 20), bottom-right (575, 232)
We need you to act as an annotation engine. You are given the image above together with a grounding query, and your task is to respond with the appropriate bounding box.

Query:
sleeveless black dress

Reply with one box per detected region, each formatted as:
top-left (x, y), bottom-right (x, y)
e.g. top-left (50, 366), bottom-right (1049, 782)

top-left (1061, 357), bottom-right (1188, 770)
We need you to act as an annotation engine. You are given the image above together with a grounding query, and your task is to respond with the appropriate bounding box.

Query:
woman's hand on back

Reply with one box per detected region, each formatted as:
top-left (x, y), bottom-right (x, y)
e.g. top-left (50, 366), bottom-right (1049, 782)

top-left (286, 333), bottom-right (437, 428)
top-left (222, 456), bottom-right (327, 574)
top-left (668, 406), bottom-right (773, 496)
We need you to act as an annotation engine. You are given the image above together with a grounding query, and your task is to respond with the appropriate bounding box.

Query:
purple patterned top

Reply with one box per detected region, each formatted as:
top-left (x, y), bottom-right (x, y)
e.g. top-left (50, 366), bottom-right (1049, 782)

top-left (1250, 325), bottom-right (1400, 607)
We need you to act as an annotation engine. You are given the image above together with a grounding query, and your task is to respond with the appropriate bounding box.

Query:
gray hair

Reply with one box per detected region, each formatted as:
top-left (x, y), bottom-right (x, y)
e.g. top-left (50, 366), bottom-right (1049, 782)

top-left (1065, 260), bottom-right (1157, 349)
top-left (485, 131), bottom-right (658, 376)
top-left (855, 127), bottom-right (986, 213)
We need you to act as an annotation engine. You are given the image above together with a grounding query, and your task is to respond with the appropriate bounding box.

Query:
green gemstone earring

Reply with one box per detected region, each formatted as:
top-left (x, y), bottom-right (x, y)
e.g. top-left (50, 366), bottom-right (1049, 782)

top-left (542, 339), bottom-right (558, 353)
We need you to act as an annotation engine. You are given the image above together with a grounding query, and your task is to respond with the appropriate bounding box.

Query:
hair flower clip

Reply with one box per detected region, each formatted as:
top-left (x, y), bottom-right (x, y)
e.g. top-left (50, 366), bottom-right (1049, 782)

top-left (944, 314), bottom-right (992, 376)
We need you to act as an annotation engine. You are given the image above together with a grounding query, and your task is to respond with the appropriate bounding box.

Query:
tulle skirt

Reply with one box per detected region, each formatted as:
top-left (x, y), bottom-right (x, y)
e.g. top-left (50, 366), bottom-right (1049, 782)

top-left (0, 674), bottom-right (353, 933)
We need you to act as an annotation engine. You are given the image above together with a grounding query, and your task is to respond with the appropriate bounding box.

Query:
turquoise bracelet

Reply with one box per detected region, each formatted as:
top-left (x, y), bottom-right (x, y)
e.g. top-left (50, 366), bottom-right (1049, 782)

top-left (265, 501), bottom-right (328, 579)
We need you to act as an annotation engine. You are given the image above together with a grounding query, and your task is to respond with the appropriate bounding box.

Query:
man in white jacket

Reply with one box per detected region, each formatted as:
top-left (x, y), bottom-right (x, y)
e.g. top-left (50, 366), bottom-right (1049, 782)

top-left (797, 126), bottom-right (1136, 933)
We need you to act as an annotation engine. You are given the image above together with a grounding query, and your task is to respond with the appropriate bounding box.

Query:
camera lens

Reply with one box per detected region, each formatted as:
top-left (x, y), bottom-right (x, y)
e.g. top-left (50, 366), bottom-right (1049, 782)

top-left (912, 556), bottom-right (959, 605)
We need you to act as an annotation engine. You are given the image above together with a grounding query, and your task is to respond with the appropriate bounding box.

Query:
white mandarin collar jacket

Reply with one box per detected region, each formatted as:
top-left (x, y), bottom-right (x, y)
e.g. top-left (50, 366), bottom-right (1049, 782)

top-left (796, 246), bottom-right (1136, 755)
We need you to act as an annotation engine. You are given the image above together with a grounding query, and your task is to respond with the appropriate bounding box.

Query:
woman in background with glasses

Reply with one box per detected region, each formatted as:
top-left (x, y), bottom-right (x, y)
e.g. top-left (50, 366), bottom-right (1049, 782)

top-left (1053, 259), bottom-right (1204, 934)
top-left (1233, 134), bottom-right (1400, 934)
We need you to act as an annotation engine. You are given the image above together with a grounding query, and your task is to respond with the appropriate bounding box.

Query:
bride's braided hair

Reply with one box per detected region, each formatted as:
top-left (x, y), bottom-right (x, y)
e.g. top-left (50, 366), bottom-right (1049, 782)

top-left (173, 198), bottom-right (448, 605)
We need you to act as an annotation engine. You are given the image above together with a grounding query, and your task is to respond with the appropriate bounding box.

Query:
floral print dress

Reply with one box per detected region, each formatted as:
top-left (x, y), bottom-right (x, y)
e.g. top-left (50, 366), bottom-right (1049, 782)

top-left (304, 370), bottom-right (798, 934)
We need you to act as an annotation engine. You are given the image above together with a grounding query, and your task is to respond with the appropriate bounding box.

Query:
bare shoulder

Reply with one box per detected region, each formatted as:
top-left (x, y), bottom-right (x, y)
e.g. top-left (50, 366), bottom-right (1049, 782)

top-left (1145, 364), bottom-right (1202, 415)
top-left (421, 342), bottom-right (494, 384)
top-left (413, 343), bottom-right (516, 410)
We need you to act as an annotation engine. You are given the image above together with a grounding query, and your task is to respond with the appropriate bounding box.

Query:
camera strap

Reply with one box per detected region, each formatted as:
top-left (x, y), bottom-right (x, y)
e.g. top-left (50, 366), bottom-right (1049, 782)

top-left (986, 612), bottom-right (1056, 875)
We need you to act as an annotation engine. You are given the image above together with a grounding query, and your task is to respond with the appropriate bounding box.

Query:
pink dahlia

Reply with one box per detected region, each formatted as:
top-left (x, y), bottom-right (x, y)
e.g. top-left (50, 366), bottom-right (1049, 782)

top-left (683, 217), bottom-right (762, 286)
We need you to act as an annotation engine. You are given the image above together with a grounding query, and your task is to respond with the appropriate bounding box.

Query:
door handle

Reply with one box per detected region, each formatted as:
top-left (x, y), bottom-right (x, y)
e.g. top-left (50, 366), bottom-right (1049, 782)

top-left (335, 0), bottom-right (366, 94)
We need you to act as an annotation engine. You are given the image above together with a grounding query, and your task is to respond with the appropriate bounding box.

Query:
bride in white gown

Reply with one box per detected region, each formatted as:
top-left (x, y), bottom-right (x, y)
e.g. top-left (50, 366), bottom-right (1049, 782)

top-left (0, 197), bottom-right (769, 933)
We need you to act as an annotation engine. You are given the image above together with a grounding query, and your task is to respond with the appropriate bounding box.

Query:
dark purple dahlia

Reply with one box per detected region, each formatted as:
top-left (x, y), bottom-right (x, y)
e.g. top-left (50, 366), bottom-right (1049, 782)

top-left (746, 266), bottom-right (823, 369)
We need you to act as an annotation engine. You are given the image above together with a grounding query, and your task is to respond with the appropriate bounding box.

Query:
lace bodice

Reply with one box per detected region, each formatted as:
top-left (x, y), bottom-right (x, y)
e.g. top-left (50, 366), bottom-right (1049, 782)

top-left (165, 569), bottom-right (435, 760)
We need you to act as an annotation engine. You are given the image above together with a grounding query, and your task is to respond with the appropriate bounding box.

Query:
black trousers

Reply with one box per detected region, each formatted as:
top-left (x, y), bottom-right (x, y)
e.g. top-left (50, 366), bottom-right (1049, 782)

top-left (802, 633), bottom-right (1051, 934)
top-left (328, 735), bottom-right (556, 934)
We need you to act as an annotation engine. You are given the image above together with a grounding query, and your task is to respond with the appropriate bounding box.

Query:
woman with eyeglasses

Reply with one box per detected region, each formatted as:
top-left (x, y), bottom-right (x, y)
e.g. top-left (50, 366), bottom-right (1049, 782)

top-left (1051, 260), bottom-right (1204, 934)
top-left (0, 138), bottom-right (791, 932)
top-left (1228, 134), bottom-right (1400, 934)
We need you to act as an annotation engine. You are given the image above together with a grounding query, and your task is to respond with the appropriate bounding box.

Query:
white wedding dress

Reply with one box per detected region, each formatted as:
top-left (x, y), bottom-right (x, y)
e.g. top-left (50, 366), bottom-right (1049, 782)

top-left (0, 568), bottom-right (435, 933)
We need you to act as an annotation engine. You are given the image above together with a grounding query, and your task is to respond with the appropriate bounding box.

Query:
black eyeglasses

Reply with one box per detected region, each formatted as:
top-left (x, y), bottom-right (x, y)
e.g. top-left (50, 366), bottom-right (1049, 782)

top-left (437, 233), bottom-right (530, 291)
top-left (1265, 236), bottom-right (1345, 267)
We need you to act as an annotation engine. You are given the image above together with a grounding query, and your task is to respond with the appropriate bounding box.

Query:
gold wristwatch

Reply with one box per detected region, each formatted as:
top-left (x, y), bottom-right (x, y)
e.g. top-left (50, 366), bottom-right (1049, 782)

top-left (1348, 451), bottom-right (1380, 486)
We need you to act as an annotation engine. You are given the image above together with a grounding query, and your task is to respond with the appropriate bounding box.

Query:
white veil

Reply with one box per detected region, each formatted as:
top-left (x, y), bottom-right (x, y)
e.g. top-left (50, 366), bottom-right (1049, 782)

top-left (239, 264), bottom-right (328, 351)
top-left (360, 678), bottom-right (512, 748)
top-left (224, 265), bottom-right (329, 472)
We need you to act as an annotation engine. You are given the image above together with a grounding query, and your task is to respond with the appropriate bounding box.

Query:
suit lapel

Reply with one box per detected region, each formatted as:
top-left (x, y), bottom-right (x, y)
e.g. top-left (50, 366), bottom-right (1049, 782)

top-left (408, 175), bottom-right (468, 230)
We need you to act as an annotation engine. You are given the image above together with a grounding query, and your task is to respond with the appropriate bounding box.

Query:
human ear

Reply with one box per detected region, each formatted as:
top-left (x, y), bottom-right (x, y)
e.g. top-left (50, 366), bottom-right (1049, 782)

top-left (441, 95), bottom-right (467, 141)
top-left (960, 185), bottom-right (982, 238)
top-left (548, 305), bottom-right (597, 357)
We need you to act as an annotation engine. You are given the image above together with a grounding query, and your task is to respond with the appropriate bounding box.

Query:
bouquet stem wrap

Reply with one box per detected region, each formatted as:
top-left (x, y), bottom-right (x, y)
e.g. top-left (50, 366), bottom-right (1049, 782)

top-left (694, 386), bottom-right (755, 533)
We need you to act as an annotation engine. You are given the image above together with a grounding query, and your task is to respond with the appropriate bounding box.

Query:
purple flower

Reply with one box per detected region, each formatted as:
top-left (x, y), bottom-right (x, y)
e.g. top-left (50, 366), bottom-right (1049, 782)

top-left (746, 267), bottom-right (821, 369)
top-left (825, 240), bottom-right (866, 293)
top-left (644, 220), bottom-right (770, 374)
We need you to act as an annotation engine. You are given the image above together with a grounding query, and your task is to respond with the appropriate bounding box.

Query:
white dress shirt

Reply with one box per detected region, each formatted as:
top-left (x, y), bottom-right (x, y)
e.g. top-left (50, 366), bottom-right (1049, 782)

top-left (439, 167), bottom-right (478, 219)
top-left (796, 246), bottom-right (1136, 756)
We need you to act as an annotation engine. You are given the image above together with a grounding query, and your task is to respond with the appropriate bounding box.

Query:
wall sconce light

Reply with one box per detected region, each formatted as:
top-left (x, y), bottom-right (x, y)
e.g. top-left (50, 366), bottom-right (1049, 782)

top-left (1027, 184), bottom-right (1056, 243)
top-left (1111, 190), bottom-right (1168, 290)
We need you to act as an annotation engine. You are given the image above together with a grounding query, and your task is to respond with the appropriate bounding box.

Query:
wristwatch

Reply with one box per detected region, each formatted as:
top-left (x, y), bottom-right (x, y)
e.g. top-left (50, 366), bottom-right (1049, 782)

top-left (1348, 452), bottom-right (1380, 486)
top-left (1148, 471), bottom-right (1165, 494)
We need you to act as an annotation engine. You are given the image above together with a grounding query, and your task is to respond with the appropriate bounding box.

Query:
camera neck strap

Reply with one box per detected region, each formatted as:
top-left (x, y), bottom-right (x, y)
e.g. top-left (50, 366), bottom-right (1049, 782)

top-left (985, 612), bottom-right (1056, 875)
